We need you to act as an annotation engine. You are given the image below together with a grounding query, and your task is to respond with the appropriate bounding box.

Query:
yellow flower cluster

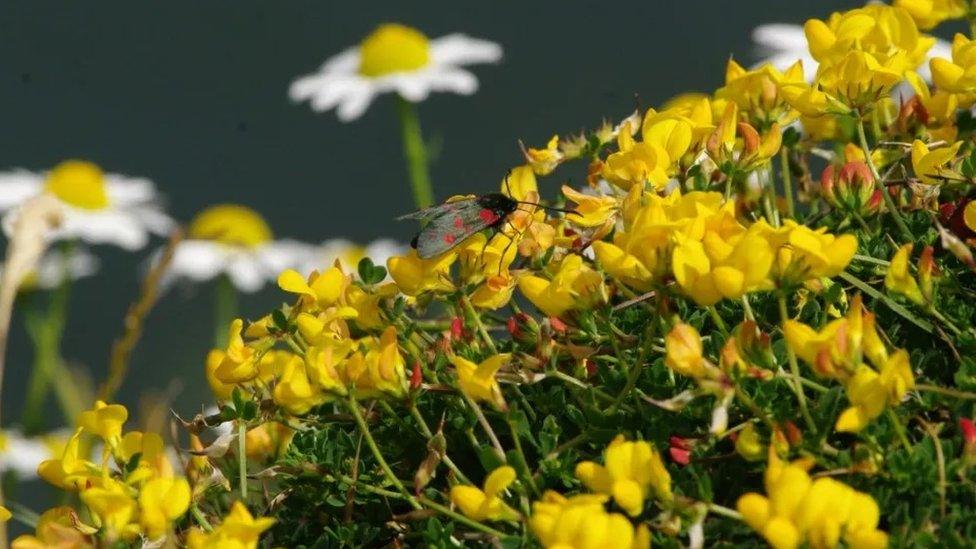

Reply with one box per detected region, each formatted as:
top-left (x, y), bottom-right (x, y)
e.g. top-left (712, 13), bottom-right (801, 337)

top-left (785, 296), bottom-right (915, 432)
top-left (22, 401), bottom-right (190, 545)
top-left (737, 450), bottom-right (888, 549)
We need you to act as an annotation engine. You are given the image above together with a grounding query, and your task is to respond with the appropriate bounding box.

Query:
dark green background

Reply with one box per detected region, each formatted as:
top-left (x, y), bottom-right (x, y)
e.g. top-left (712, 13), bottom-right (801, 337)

top-left (0, 1), bottom-right (855, 447)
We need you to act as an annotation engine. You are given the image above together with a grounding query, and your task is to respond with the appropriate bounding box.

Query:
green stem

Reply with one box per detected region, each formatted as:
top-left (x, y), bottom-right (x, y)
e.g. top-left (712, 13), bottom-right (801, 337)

top-left (886, 408), bottom-right (913, 454)
top-left (396, 97), bottom-right (434, 209)
top-left (855, 116), bottom-right (913, 243)
top-left (838, 272), bottom-right (933, 333)
top-left (461, 391), bottom-right (506, 462)
top-left (461, 296), bottom-right (498, 354)
top-left (916, 383), bottom-right (976, 400)
top-left (506, 411), bottom-right (540, 497)
top-left (406, 403), bottom-right (472, 485)
top-left (780, 146), bottom-right (795, 219)
top-left (707, 306), bottom-right (729, 337)
top-left (214, 275), bottom-right (238, 348)
top-left (418, 497), bottom-right (512, 539)
top-left (347, 395), bottom-right (421, 509)
top-left (778, 295), bottom-right (817, 434)
top-left (190, 504), bottom-right (214, 532)
top-left (237, 421), bottom-right (248, 500)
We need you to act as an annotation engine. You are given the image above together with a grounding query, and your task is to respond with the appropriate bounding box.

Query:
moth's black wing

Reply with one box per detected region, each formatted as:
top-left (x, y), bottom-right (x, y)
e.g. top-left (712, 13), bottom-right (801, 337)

top-left (410, 199), bottom-right (498, 259)
top-left (396, 201), bottom-right (468, 222)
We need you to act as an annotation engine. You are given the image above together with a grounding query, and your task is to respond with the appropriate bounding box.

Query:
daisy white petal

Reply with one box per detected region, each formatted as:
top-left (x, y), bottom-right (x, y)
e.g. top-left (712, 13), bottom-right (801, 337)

top-left (422, 67), bottom-right (479, 95)
top-left (0, 429), bottom-right (54, 478)
top-left (162, 241), bottom-right (231, 286)
top-left (32, 246), bottom-right (100, 290)
top-left (0, 170), bottom-right (43, 211)
top-left (226, 256), bottom-right (267, 293)
top-left (336, 86), bottom-right (378, 122)
top-left (429, 34), bottom-right (503, 66)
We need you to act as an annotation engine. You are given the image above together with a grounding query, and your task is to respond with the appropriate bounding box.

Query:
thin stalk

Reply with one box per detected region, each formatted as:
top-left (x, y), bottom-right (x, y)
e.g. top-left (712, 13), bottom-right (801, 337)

top-left (855, 116), bottom-right (913, 242)
top-left (346, 395), bottom-right (421, 509)
top-left (707, 306), bottom-right (729, 337)
top-left (838, 271), bottom-right (933, 333)
top-left (780, 146), bottom-right (795, 219)
top-left (237, 421), bottom-right (248, 500)
top-left (190, 504), bottom-right (214, 532)
top-left (776, 371), bottom-right (829, 393)
top-left (917, 383), bottom-right (976, 400)
top-left (461, 296), bottom-right (498, 354)
top-left (708, 502), bottom-right (743, 521)
top-left (734, 385), bottom-right (777, 432)
top-left (506, 411), bottom-right (540, 496)
top-left (406, 403), bottom-right (472, 485)
top-left (919, 420), bottom-right (946, 519)
top-left (214, 275), bottom-right (238, 348)
top-left (396, 97), bottom-right (434, 209)
top-left (461, 391), bottom-right (506, 462)
top-left (778, 295), bottom-right (817, 434)
top-left (886, 409), bottom-right (912, 454)
top-left (418, 497), bottom-right (512, 539)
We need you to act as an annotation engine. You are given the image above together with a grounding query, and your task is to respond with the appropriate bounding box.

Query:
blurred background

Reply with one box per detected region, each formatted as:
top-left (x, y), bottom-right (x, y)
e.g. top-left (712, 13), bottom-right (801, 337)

top-left (0, 0), bottom-right (860, 487)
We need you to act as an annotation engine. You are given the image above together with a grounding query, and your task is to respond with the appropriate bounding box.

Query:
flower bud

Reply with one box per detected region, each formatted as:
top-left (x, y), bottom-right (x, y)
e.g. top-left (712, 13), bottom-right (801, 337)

top-left (821, 161), bottom-right (881, 217)
top-left (961, 418), bottom-right (976, 464)
top-left (734, 423), bottom-right (764, 461)
top-left (917, 245), bottom-right (938, 302)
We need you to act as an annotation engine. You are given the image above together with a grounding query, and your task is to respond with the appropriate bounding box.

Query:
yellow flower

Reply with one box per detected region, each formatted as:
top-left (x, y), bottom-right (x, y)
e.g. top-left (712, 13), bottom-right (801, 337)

top-left (278, 266), bottom-right (346, 310)
top-left (214, 319), bottom-right (260, 383)
top-left (37, 428), bottom-right (98, 490)
top-left (205, 349), bottom-right (235, 400)
top-left (672, 228), bottom-right (774, 306)
top-left (575, 435), bottom-right (671, 516)
top-left (885, 243), bottom-right (925, 304)
top-left (641, 108), bottom-right (694, 165)
top-left (342, 326), bottom-right (407, 399)
top-left (518, 254), bottom-right (605, 317)
top-left (735, 423), bottom-right (765, 461)
top-left (305, 338), bottom-right (354, 397)
top-left (529, 491), bottom-right (651, 549)
top-left (458, 233), bottom-right (518, 282)
top-left (662, 92), bottom-right (718, 142)
top-left (737, 450), bottom-right (887, 549)
top-left (561, 185), bottom-right (617, 228)
top-left (80, 478), bottom-right (139, 539)
top-left (450, 465), bottom-right (520, 522)
top-left (896, 0), bottom-right (967, 30)
top-left (245, 422), bottom-right (295, 462)
top-left (451, 353), bottom-right (508, 410)
top-left (911, 139), bottom-right (962, 186)
top-left (470, 273), bottom-right (516, 310)
top-left (119, 431), bottom-right (174, 483)
top-left (138, 477), bottom-right (191, 539)
top-left (601, 121), bottom-right (672, 190)
top-left (273, 352), bottom-right (329, 415)
top-left (759, 220), bottom-right (858, 287)
top-left (804, 4), bottom-right (933, 72)
top-left (12, 507), bottom-right (95, 549)
top-left (387, 248), bottom-right (456, 296)
top-left (187, 501), bottom-right (275, 549)
top-left (665, 323), bottom-right (707, 379)
top-left (524, 135), bottom-right (563, 175)
top-left (77, 400), bottom-right (128, 448)
top-left (930, 33), bottom-right (976, 93)
top-left (905, 71), bottom-right (961, 126)
top-left (836, 350), bottom-right (915, 433)
top-left (715, 59), bottom-right (803, 127)
top-left (782, 51), bottom-right (904, 116)
top-left (0, 506), bottom-right (8, 522)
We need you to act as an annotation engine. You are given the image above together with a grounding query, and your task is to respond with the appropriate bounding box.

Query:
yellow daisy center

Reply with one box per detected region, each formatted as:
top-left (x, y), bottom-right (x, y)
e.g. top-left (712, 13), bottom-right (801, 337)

top-left (358, 23), bottom-right (430, 77)
top-left (43, 160), bottom-right (109, 210)
top-left (188, 204), bottom-right (273, 248)
top-left (0, 432), bottom-right (8, 452)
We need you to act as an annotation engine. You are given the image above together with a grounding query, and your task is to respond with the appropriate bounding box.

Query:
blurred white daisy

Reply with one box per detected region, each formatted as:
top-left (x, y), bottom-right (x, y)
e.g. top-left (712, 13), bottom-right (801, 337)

top-left (751, 23), bottom-right (951, 82)
top-left (0, 160), bottom-right (173, 250)
top-left (0, 429), bottom-right (63, 479)
top-left (297, 238), bottom-right (406, 276)
top-left (160, 204), bottom-right (313, 293)
top-left (1, 246), bottom-right (99, 292)
top-left (290, 23), bottom-right (502, 121)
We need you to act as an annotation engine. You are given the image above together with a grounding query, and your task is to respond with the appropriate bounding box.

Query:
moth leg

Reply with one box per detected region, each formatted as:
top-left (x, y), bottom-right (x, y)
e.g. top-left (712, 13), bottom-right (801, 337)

top-left (495, 220), bottom-right (526, 276)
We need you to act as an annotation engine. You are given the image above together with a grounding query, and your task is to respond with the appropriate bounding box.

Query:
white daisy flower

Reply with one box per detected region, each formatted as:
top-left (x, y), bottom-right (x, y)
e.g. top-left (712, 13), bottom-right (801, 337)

top-left (160, 204), bottom-right (314, 293)
top-left (0, 160), bottom-right (173, 250)
top-left (0, 429), bottom-right (61, 479)
top-left (297, 238), bottom-right (406, 276)
top-left (290, 23), bottom-right (502, 121)
top-left (751, 23), bottom-right (951, 82)
top-left (1, 246), bottom-right (100, 292)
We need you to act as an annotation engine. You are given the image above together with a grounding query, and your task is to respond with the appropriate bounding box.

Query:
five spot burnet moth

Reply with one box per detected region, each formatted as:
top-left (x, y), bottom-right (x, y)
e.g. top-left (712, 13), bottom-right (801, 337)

top-left (398, 190), bottom-right (579, 260)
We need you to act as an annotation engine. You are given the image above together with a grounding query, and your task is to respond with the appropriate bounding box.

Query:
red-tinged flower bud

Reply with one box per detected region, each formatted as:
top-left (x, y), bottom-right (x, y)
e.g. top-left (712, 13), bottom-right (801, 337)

top-left (821, 161), bottom-right (878, 217)
top-left (410, 361), bottom-right (423, 391)
top-left (738, 122), bottom-right (760, 155)
top-left (783, 420), bottom-right (802, 446)
top-left (583, 358), bottom-right (597, 378)
top-left (549, 316), bottom-right (568, 333)
top-left (668, 436), bottom-right (694, 466)
top-left (960, 418), bottom-right (976, 463)
top-left (506, 316), bottom-right (521, 338)
top-left (450, 317), bottom-right (464, 341)
top-left (506, 312), bottom-right (538, 344)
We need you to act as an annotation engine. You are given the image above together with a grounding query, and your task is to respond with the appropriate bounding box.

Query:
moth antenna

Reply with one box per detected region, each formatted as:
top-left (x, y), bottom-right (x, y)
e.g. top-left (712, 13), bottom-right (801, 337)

top-left (515, 200), bottom-right (580, 216)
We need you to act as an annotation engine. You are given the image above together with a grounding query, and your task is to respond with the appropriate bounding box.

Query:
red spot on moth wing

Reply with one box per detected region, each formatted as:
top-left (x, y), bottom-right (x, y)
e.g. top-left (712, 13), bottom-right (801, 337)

top-left (453, 216), bottom-right (465, 229)
top-left (479, 209), bottom-right (499, 223)
top-left (443, 234), bottom-right (456, 244)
